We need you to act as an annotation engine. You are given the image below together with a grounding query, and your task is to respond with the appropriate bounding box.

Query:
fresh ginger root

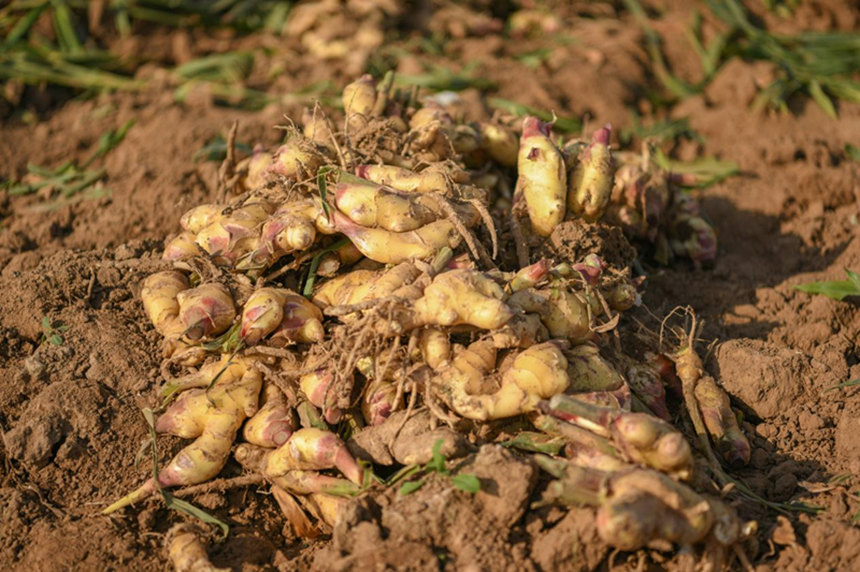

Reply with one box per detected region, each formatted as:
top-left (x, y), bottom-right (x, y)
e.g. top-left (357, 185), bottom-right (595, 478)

top-left (176, 283), bottom-right (236, 341)
top-left (516, 116), bottom-right (566, 237)
top-left (694, 375), bottom-right (751, 466)
top-left (438, 340), bottom-right (570, 420)
top-left (235, 428), bottom-right (364, 495)
top-left (355, 164), bottom-right (448, 194)
top-left (333, 211), bottom-right (461, 264)
top-left (541, 394), bottom-right (694, 480)
top-left (412, 269), bottom-right (514, 330)
top-left (312, 262), bottom-right (423, 314)
top-left (564, 343), bottom-right (626, 393)
top-left (507, 284), bottom-right (598, 342)
top-left (141, 272), bottom-right (237, 359)
top-left (103, 357), bottom-right (262, 514)
top-left (240, 288), bottom-right (324, 346)
top-left (334, 181), bottom-right (438, 232)
top-left (299, 368), bottom-right (344, 424)
top-left (164, 523), bottom-right (228, 572)
top-left (567, 125), bottom-right (614, 222)
top-left (243, 382), bottom-right (296, 448)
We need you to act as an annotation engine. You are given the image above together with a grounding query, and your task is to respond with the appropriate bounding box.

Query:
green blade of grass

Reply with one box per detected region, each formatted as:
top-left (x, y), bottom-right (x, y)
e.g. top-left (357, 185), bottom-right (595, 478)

top-left (84, 119), bottom-right (135, 167)
top-left (51, 0), bottom-right (82, 54)
top-left (654, 149), bottom-right (739, 187)
top-left (393, 66), bottom-right (497, 92)
top-left (450, 474), bottom-right (481, 494)
top-left (4, 3), bottom-right (49, 46)
top-left (486, 96), bottom-right (581, 133)
top-left (823, 379), bottom-right (860, 393)
top-left (808, 79), bottom-right (837, 119)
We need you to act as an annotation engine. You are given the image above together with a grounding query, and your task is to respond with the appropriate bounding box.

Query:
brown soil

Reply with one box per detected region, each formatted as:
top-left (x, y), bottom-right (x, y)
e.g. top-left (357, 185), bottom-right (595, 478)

top-left (3, 1), bottom-right (860, 570)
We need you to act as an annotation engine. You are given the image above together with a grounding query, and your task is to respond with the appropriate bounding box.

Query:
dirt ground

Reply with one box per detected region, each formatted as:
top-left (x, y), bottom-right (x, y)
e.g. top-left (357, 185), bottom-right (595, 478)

top-left (2, 1), bottom-right (860, 570)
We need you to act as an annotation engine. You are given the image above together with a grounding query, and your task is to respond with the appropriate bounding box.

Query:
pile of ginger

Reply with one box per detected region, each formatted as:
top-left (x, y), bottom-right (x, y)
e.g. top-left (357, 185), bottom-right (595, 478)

top-left (103, 73), bottom-right (754, 568)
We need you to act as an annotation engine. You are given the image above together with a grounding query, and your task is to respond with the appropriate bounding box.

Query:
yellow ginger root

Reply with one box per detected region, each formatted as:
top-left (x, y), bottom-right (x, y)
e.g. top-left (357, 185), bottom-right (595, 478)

top-left (142, 271), bottom-right (190, 338)
top-left (176, 283), bottom-right (236, 340)
top-left (312, 262), bottom-right (423, 312)
top-left (412, 269), bottom-right (514, 330)
top-left (507, 259), bottom-right (550, 293)
top-left (236, 145), bottom-right (274, 191)
top-left (180, 204), bottom-right (223, 234)
top-left (195, 201), bottom-right (273, 265)
top-left (165, 523), bottom-right (228, 572)
top-left (236, 428), bottom-right (364, 494)
top-left (507, 285), bottom-right (598, 342)
top-left (302, 108), bottom-right (336, 151)
top-left (565, 343), bottom-right (626, 393)
top-left (306, 492), bottom-right (350, 528)
top-left (103, 357), bottom-right (262, 514)
top-left (597, 469), bottom-right (713, 549)
top-left (334, 182), bottom-right (440, 232)
top-left (479, 122), bottom-right (519, 167)
top-left (299, 368), bottom-right (344, 424)
top-left (490, 313), bottom-right (548, 349)
top-left (362, 377), bottom-right (401, 426)
top-left (568, 126), bottom-right (614, 222)
top-left (243, 382), bottom-right (296, 448)
top-left (355, 164), bottom-right (448, 193)
top-left (240, 289), bottom-right (285, 344)
top-left (516, 116), bottom-right (566, 237)
top-left (240, 288), bottom-right (324, 346)
top-left (438, 340), bottom-right (570, 420)
top-left (420, 327), bottom-right (452, 371)
top-left (342, 74), bottom-right (377, 130)
top-left (541, 394), bottom-right (694, 480)
top-left (163, 231), bottom-right (203, 262)
top-left (270, 292), bottom-right (325, 345)
top-left (267, 137), bottom-right (326, 181)
top-left (333, 211), bottom-right (461, 264)
top-left (254, 201), bottom-right (319, 263)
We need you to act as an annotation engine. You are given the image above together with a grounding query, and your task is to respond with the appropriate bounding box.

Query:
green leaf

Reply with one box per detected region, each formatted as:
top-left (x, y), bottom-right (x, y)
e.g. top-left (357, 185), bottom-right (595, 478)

top-left (399, 480), bottom-right (425, 496)
top-left (450, 474), bottom-right (481, 494)
top-left (795, 270), bottom-right (860, 300)
top-left (426, 439), bottom-right (448, 474)
top-left (41, 316), bottom-right (51, 329)
top-left (847, 269), bottom-right (860, 291)
top-left (794, 279), bottom-right (859, 300)
top-left (48, 334), bottom-right (63, 345)
top-left (846, 144), bottom-right (860, 162)
top-left (808, 79), bottom-right (837, 119)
